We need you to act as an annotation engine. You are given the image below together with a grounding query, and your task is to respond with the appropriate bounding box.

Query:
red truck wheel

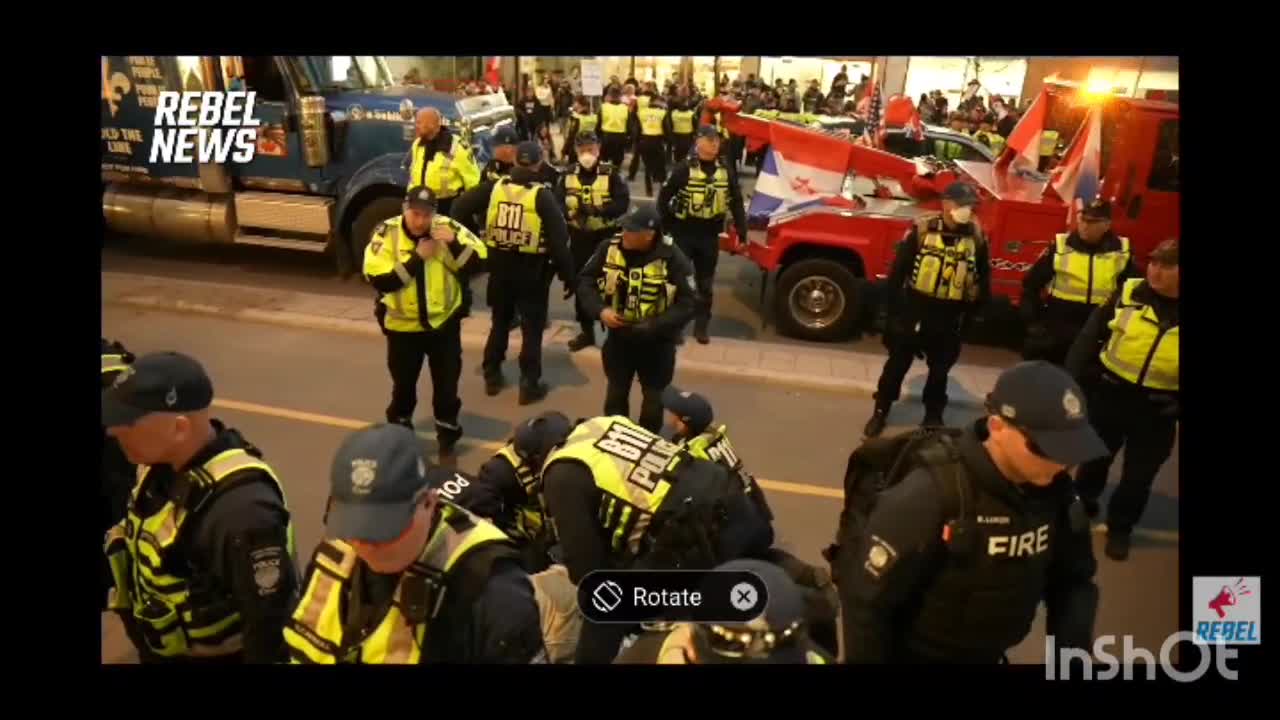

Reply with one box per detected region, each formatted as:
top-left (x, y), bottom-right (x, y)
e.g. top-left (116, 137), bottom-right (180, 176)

top-left (775, 258), bottom-right (863, 342)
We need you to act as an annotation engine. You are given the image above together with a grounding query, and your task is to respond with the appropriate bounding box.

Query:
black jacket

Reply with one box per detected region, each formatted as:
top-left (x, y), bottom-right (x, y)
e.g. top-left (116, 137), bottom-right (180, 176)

top-left (576, 235), bottom-right (698, 343)
top-left (657, 157), bottom-right (749, 240)
top-left (1065, 280), bottom-right (1180, 407)
top-left (119, 421), bottom-right (298, 664)
top-left (839, 419), bottom-right (1098, 663)
top-left (450, 168), bottom-right (576, 290)
top-left (1020, 231), bottom-right (1140, 334)
top-left (552, 162), bottom-right (631, 236)
top-left (885, 217), bottom-right (992, 326)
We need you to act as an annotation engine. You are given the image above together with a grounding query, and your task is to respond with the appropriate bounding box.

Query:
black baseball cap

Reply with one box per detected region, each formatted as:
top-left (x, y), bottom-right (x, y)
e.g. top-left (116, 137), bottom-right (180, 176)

top-left (942, 181), bottom-right (980, 206)
top-left (662, 386), bottom-right (714, 436)
top-left (327, 424), bottom-right (431, 544)
top-left (986, 361), bottom-right (1108, 466)
top-left (492, 125), bottom-right (519, 146)
top-left (1081, 198), bottom-right (1112, 220)
top-left (574, 130), bottom-right (600, 147)
top-left (691, 559), bottom-right (831, 664)
top-left (512, 411), bottom-right (573, 464)
top-left (404, 185), bottom-right (437, 212)
top-left (696, 125), bottom-right (722, 140)
top-left (621, 204), bottom-right (661, 232)
top-left (1150, 238), bottom-right (1179, 265)
top-left (516, 141), bottom-right (543, 167)
top-left (102, 351), bottom-right (214, 427)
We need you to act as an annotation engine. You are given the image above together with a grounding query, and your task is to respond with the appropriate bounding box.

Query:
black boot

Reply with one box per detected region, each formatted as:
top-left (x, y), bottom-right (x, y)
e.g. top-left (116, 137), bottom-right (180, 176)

top-left (437, 425), bottom-right (463, 457)
top-left (1105, 529), bottom-right (1132, 561)
top-left (694, 319), bottom-right (710, 345)
top-left (1082, 498), bottom-right (1100, 520)
top-left (921, 408), bottom-right (945, 429)
top-left (863, 407), bottom-right (889, 438)
top-left (484, 372), bottom-right (506, 396)
top-left (568, 330), bottom-right (595, 352)
top-left (519, 379), bottom-right (549, 406)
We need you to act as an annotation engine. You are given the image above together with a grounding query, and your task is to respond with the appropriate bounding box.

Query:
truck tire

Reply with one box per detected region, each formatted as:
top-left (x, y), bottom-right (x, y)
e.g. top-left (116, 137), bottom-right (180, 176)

top-left (346, 196), bottom-right (405, 276)
top-left (775, 258), bottom-right (864, 342)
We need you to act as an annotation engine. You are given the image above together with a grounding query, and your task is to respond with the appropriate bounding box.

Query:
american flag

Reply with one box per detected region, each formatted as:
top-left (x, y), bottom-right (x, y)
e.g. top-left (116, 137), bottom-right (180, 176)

top-left (862, 81), bottom-right (882, 146)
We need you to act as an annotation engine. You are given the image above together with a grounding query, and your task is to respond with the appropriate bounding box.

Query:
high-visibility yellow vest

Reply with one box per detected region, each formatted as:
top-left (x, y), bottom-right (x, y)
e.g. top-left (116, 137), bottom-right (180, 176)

top-left (542, 416), bottom-right (687, 559)
top-left (104, 447), bottom-right (295, 659)
top-left (564, 169), bottom-right (614, 231)
top-left (598, 237), bottom-right (678, 323)
top-left (493, 444), bottom-right (547, 543)
top-left (639, 107), bottom-right (666, 136)
top-left (909, 217), bottom-right (980, 302)
top-left (283, 504), bottom-right (513, 664)
top-left (573, 111), bottom-right (598, 134)
top-left (601, 103), bottom-right (629, 134)
top-left (1099, 278), bottom-right (1179, 391)
top-left (1040, 130), bottom-right (1060, 157)
top-left (637, 95), bottom-right (652, 110)
top-left (751, 109), bottom-right (781, 120)
top-left (363, 215), bottom-right (487, 332)
top-left (102, 352), bottom-right (131, 379)
top-left (409, 135), bottom-right (481, 199)
top-left (670, 110), bottom-right (695, 135)
top-left (1048, 233), bottom-right (1131, 306)
top-left (975, 130), bottom-right (1005, 154)
top-left (674, 159), bottom-right (730, 221)
top-left (683, 425), bottom-right (744, 476)
top-left (484, 179), bottom-right (545, 255)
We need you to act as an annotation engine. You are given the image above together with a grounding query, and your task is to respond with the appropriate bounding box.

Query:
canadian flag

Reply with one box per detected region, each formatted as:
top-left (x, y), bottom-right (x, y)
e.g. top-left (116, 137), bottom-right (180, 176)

top-left (996, 87), bottom-right (1049, 173)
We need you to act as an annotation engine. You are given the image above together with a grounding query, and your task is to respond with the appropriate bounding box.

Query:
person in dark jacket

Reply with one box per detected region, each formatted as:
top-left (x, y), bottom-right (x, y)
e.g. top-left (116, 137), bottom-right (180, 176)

top-left (865, 182), bottom-right (992, 438)
top-left (100, 338), bottom-right (136, 608)
top-left (1066, 239), bottom-right (1179, 561)
top-left (838, 361), bottom-right (1106, 663)
top-left (576, 205), bottom-right (697, 432)
top-left (1020, 199), bottom-right (1139, 366)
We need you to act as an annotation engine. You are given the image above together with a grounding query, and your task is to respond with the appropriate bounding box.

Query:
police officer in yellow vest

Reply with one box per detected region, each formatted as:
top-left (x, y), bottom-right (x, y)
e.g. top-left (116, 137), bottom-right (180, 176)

top-left (633, 95), bottom-right (670, 197)
top-left (1020, 199), bottom-right (1139, 366)
top-left (577, 205), bottom-right (698, 432)
top-left (865, 182), bottom-right (992, 438)
top-left (102, 352), bottom-right (297, 663)
top-left (101, 338), bottom-right (136, 606)
top-left (563, 95), bottom-right (599, 163)
top-left (1066, 239), bottom-right (1179, 562)
top-left (658, 126), bottom-right (750, 344)
top-left (553, 131), bottom-right (631, 352)
top-left (285, 424), bottom-right (547, 664)
top-left (1039, 129), bottom-right (1061, 173)
top-left (668, 99), bottom-right (697, 164)
top-left (363, 186), bottom-right (488, 456)
top-left (598, 87), bottom-right (631, 168)
top-left (540, 415), bottom-right (776, 663)
top-left (451, 142), bottom-right (575, 405)
top-left (406, 108), bottom-right (482, 217)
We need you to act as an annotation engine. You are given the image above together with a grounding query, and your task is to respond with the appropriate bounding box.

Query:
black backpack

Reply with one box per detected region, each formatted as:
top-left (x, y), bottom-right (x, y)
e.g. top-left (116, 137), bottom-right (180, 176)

top-left (822, 427), bottom-right (975, 582)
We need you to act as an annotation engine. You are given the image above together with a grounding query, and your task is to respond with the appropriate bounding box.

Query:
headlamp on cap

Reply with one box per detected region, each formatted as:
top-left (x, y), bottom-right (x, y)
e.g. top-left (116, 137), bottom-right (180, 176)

top-left (692, 619), bottom-right (804, 661)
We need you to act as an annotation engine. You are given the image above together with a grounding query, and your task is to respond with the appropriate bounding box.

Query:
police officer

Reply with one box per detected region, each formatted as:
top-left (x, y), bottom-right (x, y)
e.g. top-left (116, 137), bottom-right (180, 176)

top-left (540, 415), bottom-right (775, 663)
top-left (634, 94), bottom-right (669, 197)
top-left (452, 142), bottom-right (575, 405)
top-left (553, 131), bottom-right (631, 353)
top-left (865, 182), bottom-right (992, 438)
top-left (1020, 199), bottom-right (1138, 365)
top-left (838, 361), bottom-right (1106, 663)
top-left (363, 186), bottom-right (488, 455)
top-left (563, 95), bottom-right (599, 162)
top-left (100, 338), bottom-right (136, 607)
top-left (598, 86), bottom-right (631, 168)
top-left (658, 126), bottom-right (749, 345)
top-left (102, 352), bottom-right (298, 664)
top-left (1066, 239), bottom-right (1179, 561)
top-left (284, 424), bottom-right (547, 664)
top-left (614, 559), bottom-right (834, 664)
top-left (406, 108), bottom-right (481, 217)
top-left (577, 205), bottom-right (697, 432)
top-left (668, 98), bottom-right (697, 163)
top-left (481, 125), bottom-right (521, 183)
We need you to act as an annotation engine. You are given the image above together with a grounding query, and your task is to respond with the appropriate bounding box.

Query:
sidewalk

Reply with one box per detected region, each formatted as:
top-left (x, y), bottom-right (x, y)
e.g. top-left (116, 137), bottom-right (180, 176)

top-left (101, 271), bottom-right (1004, 407)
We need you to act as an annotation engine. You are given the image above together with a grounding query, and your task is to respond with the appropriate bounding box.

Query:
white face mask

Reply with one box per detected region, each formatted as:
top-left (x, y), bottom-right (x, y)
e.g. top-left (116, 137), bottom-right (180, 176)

top-left (950, 206), bottom-right (974, 224)
top-left (578, 152), bottom-right (597, 169)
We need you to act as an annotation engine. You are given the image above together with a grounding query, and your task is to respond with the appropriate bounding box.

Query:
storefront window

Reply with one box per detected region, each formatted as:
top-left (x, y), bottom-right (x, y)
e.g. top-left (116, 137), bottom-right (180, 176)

top-left (636, 56), bottom-right (682, 85)
top-left (905, 56), bottom-right (971, 110)
top-left (969, 58), bottom-right (1027, 104)
top-left (176, 56), bottom-right (206, 92)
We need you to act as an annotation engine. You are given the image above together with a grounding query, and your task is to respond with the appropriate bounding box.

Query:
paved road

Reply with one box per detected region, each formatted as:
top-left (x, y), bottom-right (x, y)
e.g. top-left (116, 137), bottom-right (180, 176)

top-left (101, 305), bottom-right (1177, 664)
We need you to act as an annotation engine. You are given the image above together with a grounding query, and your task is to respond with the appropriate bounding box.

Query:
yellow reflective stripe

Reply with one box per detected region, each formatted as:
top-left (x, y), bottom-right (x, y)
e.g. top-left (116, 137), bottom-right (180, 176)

top-left (612, 505), bottom-right (634, 552)
top-left (102, 354), bottom-right (129, 374)
top-left (364, 604), bottom-right (422, 664)
top-left (184, 612), bottom-right (240, 642)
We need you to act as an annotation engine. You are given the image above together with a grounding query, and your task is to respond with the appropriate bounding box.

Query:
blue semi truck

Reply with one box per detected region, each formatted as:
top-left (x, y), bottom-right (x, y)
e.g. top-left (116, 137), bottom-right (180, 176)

top-left (101, 55), bottom-right (514, 274)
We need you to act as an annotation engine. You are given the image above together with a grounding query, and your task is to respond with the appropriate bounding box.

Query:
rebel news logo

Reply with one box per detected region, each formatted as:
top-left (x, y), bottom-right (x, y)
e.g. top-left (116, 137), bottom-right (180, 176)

top-left (149, 92), bottom-right (260, 164)
top-left (1192, 576), bottom-right (1261, 645)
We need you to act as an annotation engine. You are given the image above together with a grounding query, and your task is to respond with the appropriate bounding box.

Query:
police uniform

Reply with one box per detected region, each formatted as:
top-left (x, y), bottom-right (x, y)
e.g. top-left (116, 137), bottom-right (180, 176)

top-left (837, 363), bottom-right (1105, 663)
top-left (363, 187), bottom-right (489, 453)
top-left (626, 92), bottom-right (654, 182)
top-left (668, 103), bottom-right (697, 163)
top-left (576, 206), bottom-right (698, 432)
top-left (563, 107), bottom-right (599, 162)
top-left (1020, 200), bottom-right (1138, 366)
top-left (451, 142), bottom-right (575, 405)
top-left (867, 183), bottom-right (992, 437)
top-left (633, 97), bottom-right (669, 196)
top-left (657, 127), bottom-right (749, 344)
top-left (101, 338), bottom-right (136, 606)
top-left (1066, 241), bottom-right (1179, 561)
top-left (102, 352), bottom-right (298, 664)
top-left (406, 125), bottom-right (482, 217)
top-left (540, 415), bottom-right (775, 662)
top-left (598, 96), bottom-right (632, 167)
top-left (285, 424), bottom-right (546, 664)
top-left (552, 131), bottom-right (631, 351)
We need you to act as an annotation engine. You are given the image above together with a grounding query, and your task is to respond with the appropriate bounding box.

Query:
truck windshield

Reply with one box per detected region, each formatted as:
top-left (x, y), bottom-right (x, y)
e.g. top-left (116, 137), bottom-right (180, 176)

top-left (311, 56), bottom-right (395, 91)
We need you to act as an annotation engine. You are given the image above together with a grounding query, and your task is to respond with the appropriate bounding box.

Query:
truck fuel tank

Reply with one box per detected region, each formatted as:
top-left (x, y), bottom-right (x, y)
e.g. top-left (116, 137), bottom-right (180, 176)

top-left (103, 185), bottom-right (235, 245)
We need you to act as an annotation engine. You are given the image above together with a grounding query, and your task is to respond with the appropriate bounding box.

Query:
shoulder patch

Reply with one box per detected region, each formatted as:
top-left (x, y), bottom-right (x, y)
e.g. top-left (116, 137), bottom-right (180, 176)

top-left (863, 534), bottom-right (900, 580)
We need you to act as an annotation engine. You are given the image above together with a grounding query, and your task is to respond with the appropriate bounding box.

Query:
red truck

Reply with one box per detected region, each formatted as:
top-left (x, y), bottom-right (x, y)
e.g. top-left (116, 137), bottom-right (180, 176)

top-left (719, 92), bottom-right (1180, 344)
